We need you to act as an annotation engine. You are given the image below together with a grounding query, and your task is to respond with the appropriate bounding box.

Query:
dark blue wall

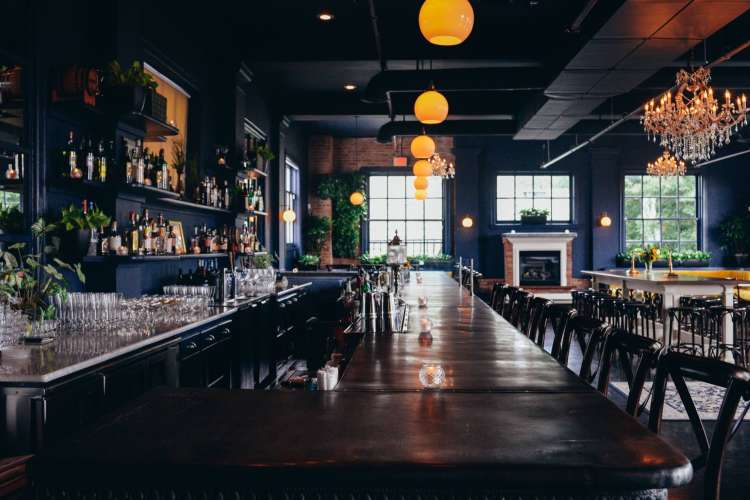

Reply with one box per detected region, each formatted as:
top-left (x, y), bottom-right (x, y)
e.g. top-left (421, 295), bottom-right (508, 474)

top-left (453, 135), bottom-right (750, 278)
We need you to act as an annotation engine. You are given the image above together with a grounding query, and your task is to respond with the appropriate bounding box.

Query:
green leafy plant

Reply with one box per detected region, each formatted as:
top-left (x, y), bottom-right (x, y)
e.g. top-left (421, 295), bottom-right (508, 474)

top-left (519, 208), bottom-right (550, 218)
top-left (251, 253), bottom-right (274, 269)
top-left (106, 61), bottom-right (158, 90)
top-left (0, 218), bottom-right (85, 320)
top-left (359, 253), bottom-right (385, 266)
top-left (0, 206), bottom-right (24, 234)
top-left (409, 253), bottom-right (453, 263)
top-left (718, 215), bottom-right (749, 254)
top-left (60, 204), bottom-right (112, 231)
top-left (674, 249), bottom-right (711, 262)
top-left (298, 254), bottom-right (320, 267)
top-left (317, 173), bottom-right (367, 258)
top-left (304, 215), bottom-right (331, 255)
top-left (255, 143), bottom-right (276, 161)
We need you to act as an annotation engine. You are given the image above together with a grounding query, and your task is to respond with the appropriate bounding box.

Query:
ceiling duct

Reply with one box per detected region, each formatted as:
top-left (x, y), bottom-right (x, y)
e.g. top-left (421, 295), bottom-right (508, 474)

top-left (514, 0), bottom-right (750, 141)
top-left (377, 120), bottom-right (517, 143)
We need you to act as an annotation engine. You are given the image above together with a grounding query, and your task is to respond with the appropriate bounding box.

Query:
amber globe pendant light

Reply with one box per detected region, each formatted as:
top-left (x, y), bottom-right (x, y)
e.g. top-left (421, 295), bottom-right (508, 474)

top-left (410, 133), bottom-right (436, 159)
top-left (414, 85), bottom-right (449, 125)
top-left (412, 159), bottom-right (433, 177)
top-left (413, 176), bottom-right (429, 191)
top-left (415, 189), bottom-right (428, 201)
top-left (349, 192), bottom-right (365, 206)
top-left (419, 0), bottom-right (475, 46)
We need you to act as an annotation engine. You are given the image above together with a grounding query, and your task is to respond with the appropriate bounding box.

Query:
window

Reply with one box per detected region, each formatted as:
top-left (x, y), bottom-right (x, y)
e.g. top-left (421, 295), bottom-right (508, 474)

top-left (284, 158), bottom-right (300, 245)
top-left (367, 174), bottom-right (444, 257)
top-left (496, 175), bottom-right (571, 222)
top-left (624, 175), bottom-right (699, 251)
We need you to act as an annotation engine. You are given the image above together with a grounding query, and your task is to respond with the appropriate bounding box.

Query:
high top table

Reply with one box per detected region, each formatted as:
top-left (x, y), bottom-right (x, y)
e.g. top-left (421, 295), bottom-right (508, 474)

top-left (30, 273), bottom-right (691, 500)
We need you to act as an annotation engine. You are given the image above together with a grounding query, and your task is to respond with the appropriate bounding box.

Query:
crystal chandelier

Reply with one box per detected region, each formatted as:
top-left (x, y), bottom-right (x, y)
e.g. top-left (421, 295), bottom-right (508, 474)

top-left (641, 67), bottom-right (747, 163)
top-left (647, 151), bottom-right (686, 177)
top-left (428, 153), bottom-right (455, 178)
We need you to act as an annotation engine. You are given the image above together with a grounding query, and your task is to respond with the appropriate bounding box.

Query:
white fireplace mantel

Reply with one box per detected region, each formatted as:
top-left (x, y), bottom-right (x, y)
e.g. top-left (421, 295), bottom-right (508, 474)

top-left (502, 232), bottom-right (577, 287)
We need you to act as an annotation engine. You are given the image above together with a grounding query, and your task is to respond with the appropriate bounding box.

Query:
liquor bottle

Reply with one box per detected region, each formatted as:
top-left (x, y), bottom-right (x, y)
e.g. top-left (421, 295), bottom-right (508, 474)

top-left (191, 225), bottom-right (201, 254)
top-left (64, 131), bottom-right (82, 179)
top-left (135, 140), bottom-right (145, 185)
top-left (85, 138), bottom-right (95, 181)
top-left (155, 213), bottom-right (166, 255)
top-left (256, 186), bottom-right (264, 212)
top-left (223, 181), bottom-right (231, 210)
top-left (141, 208), bottom-right (152, 255)
top-left (128, 211), bottom-right (139, 255)
top-left (220, 225), bottom-right (229, 252)
top-left (98, 225), bottom-right (109, 256)
top-left (108, 220), bottom-right (121, 255)
top-left (159, 149), bottom-right (168, 190)
top-left (123, 140), bottom-right (134, 184)
top-left (142, 147), bottom-right (152, 186)
top-left (96, 140), bottom-right (108, 183)
top-left (166, 225), bottom-right (176, 254)
top-left (4, 162), bottom-right (17, 180)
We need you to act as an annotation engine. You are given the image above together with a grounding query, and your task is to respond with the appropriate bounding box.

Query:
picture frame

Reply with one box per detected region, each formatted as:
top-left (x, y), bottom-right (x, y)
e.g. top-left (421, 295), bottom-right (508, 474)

top-left (169, 220), bottom-right (186, 255)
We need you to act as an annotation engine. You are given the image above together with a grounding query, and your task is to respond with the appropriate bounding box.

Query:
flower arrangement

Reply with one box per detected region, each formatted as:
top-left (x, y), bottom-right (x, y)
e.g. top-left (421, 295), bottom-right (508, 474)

top-left (641, 244), bottom-right (660, 272)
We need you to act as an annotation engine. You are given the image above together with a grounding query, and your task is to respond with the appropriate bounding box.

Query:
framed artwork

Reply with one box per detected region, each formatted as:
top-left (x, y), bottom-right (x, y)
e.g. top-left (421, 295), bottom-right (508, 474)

top-left (170, 220), bottom-right (186, 255)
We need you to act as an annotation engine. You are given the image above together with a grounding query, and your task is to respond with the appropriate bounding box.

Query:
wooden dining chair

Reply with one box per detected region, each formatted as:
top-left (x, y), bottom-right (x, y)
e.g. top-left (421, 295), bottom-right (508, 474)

top-left (502, 286), bottom-right (520, 321)
top-left (526, 297), bottom-right (551, 347)
top-left (649, 351), bottom-right (750, 500)
top-left (550, 307), bottom-right (577, 363)
top-left (510, 291), bottom-right (533, 329)
top-left (595, 328), bottom-right (663, 417)
top-left (623, 302), bottom-right (660, 340)
top-left (578, 323), bottom-right (612, 384)
top-left (552, 313), bottom-right (606, 371)
top-left (489, 283), bottom-right (504, 311)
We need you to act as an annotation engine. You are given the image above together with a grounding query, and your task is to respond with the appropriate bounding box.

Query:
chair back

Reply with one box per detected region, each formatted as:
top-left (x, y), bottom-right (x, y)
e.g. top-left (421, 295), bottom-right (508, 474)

top-left (579, 323), bottom-right (612, 384)
top-left (623, 302), bottom-right (659, 340)
top-left (648, 351), bottom-right (750, 500)
top-left (526, 297), bottom-right (551, 346)
top-left (510, 291), bottom-right (533, 329)
top-left (550, 307), bottom-right (576, 363)
top-left (489, 283), bottom-right (505, 312)
top-left (667, 307), bottom-right (708, 357)
top-left (502, 286), bottom-right (520, 320)
top-left (596, 328), bottom-right (663, 417)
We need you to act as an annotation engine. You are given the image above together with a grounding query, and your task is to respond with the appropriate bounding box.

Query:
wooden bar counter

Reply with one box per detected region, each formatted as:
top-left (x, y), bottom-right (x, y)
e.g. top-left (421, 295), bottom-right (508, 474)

top-left (30, 273), bottom-right (691, 500)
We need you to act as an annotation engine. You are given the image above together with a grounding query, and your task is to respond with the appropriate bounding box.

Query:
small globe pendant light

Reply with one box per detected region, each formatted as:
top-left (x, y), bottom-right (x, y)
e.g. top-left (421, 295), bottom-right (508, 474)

top-left (350, 191), bottom-right (365, 206)
top-left (413, 159), bottom-right (433, 177)
top-left (415, 189), bottom-right (428, 201)
top-left (410, 134), bottom-right (436, 159)
top-left (413, 177), bottom-right (429, 190)
top-left (419, 0), bottom-right (475, 47)
top-left (414, 86), bottom-right (449, 125)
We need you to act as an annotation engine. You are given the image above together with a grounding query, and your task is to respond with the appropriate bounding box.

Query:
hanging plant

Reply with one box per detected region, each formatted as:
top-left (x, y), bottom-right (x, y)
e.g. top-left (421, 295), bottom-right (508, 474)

top-left (317, 173), bottom-right (367, 258)
top-left (304, 215), bottom-right (331, 255)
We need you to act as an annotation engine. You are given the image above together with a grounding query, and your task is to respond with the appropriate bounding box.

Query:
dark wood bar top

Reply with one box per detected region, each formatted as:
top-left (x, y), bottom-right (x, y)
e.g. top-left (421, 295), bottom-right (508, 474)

top-left (31, 273), bottom-right (692, 498)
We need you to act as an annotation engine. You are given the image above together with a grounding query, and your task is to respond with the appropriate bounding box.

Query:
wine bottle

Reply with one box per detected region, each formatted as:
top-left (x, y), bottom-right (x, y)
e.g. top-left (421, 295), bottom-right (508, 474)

top-left (108, 221), bottom-right (121, 255)
top-left (85, 138), bottom-right (95, 181)
top-left (97, 140), bottom-right (107, 183)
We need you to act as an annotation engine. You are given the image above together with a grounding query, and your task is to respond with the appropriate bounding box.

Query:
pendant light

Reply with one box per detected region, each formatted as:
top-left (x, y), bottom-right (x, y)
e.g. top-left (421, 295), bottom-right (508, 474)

top-left (349, 116), bottom-right (366, 206)
top-left (410, 134), bottom-right (436, 159)
top-left (414, 85), bottom-right (449, 125)
top-left (419, 0), bottom-right (475, 47)
top-left (413, 177), bottom-right (429, 190)
top-left (415, 189), bottom-right (428, 201)
top-left (413, 159), bottom-right (433, 177)
top-left (350, 192), bottom-right (365, 206)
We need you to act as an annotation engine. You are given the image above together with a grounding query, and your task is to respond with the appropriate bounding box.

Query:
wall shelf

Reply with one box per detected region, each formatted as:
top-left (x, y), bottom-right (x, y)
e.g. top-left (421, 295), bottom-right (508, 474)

top-left (155, 197), bottom-right (234, 215)
top-left (83, 252), bottom-right (230, 264)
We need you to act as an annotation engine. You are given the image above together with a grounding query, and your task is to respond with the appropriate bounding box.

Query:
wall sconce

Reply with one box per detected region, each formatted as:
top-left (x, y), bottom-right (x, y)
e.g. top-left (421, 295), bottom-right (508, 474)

top-left (598, 212), bottom-right (612, 228)
top-left (461, 215), bottom-right (474, 228)
top-left (282, 208), bottom-right (297, 223)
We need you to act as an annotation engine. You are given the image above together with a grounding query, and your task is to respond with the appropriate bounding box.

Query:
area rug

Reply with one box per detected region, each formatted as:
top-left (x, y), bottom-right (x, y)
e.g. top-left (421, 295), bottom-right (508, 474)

top-left (611, 381), bottom-right (750, 421)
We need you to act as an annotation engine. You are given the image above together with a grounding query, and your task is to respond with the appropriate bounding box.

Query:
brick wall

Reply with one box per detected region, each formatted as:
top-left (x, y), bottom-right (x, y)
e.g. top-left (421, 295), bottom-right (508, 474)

top-left (308, 135), bottom-right (454, 266)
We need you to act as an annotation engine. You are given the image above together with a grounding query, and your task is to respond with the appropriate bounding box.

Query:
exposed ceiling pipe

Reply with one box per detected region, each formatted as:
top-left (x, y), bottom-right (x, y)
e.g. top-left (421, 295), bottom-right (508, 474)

top-left (540, 37), bottom-right (750, 169)
top-left (694, 148), bottom-right (750, 168)
top-left (367, 0), bottom-right (393, 118)
top-left (377, 120), bottom-right (518, 143)
top-left (567, 0), bottom-right (599, 33)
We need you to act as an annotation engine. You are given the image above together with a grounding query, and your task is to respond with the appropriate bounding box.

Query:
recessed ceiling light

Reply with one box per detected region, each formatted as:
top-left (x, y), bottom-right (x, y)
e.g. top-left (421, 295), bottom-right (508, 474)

top-left (344, 84), bottom-right (357, 91)
top-left (318, 11), bottom-right (334, 21)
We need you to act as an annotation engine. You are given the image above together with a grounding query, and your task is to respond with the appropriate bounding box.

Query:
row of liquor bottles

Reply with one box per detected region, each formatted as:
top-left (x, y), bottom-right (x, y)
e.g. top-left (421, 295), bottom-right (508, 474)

top-left (60, 131), bottom-right (265, 213)
top-left (85, 203), bottom-right (263, 258)
top-left (1, 151), bottom-right (25, 181)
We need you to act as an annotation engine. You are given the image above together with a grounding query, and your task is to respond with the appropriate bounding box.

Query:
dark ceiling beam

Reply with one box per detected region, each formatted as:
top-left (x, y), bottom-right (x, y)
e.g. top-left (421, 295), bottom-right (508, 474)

top-left (568, 0), bottom-right (600, 33)
top-left (363, 68), bottom-right (550, 103)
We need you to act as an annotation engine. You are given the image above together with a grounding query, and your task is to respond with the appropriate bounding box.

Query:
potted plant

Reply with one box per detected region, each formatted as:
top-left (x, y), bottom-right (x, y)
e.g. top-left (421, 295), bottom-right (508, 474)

top-left (59, 204), bottom-right (112, 259)
top-left (0, 206), bottom-right (24, 234)
top-left (171, 140), bottom-right (186, 195)
top-left (102, 60), bottom-right (159, 116)
top-left (0, 218), bottom-right (85, 332)
top-left (297, 254), bottom-right (320, 271)
top-left (719, 215), bottom-right (749, 266)
top-left (409, 253), bottom-right (454, 271)
top-left (520, 208), bottom-right (549, 225)
top-left (673, 250), bottom-right (711, 267)
top-left (304, 215), bottom-right (331, 255)
top-left (255, 143), bottom-right (275, 173)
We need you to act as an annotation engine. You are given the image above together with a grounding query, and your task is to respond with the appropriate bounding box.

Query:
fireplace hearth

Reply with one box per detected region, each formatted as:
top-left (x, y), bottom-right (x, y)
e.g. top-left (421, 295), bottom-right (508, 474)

top-left (519, 251), bottom-right (561, 286)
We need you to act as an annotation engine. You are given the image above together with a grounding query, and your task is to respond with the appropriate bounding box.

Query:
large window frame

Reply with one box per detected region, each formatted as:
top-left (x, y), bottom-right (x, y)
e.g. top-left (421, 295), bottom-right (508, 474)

top-left (622, 174), bottom-right (702, 252)
top-left (284, 158), bottom-right (300, 246)
top-left (495, 173), bottom-right (573, 223)
top-left (365, 171), bottom-right (447, 257)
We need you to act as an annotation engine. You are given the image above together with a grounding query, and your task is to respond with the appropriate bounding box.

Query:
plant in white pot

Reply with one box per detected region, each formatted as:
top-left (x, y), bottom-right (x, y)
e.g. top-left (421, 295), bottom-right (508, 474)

top-left (519, 207), bottom-right (549, 225)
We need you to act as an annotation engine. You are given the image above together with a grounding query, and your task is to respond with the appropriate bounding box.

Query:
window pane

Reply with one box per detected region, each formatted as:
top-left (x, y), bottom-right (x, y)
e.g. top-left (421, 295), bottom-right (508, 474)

top-left (643, 176), bottom-right (660, 196)
top-left (369, 176), bottom-right (388, 198)
top-left (662, 220), bottom-right (679, 241)
top-left (426, 177), bottom-right (443, 198)
top-left (425, 221), bottom-right (443, 240)
top-left (624, 176), bottom-right (642, 196)
top-left (497, 176), bottom-right (514, 197)
top-left (406, 220), bottom-right (424, 244)
top-left (551, 199), bottom-right (570, 221)
top-left (515, 176), bottom-right (533, 198)
top-left (678, 199), bottom-right (696, 218)
top-left (516, 198), bottom-right (533, 219)
top-left (644, 220), bottom-right (661, 241)
top-left (424, 199), bottom-right (442, 220)
top-left (679, 176), bottom-right (696, 197)
top-left (533, 176), bottom-right (551, 198)
top-left (369, 221), bottom-right (387, 243)
top-left (679, 220), bottom-right (697, 241)
top-left (661, 198), bottom-right (677, 218)
top-left (369, 199), bottom-right (387, 219)
top-left (533, 198), bottom-right (551, 214)
top-left (405, 199), bottom-right (424, 220)
top-left (388, 176), bottom-right (405, 198)
top-left (643, 198), bottom-right (659, 218)
top-left (388, 198), bottom-right (406, 220)
top-left (624, 198), bottom-right (641, 219)
top-left (405, 175), bottom-right (417, 197)
top-left (497, 199), bottom-right (514, 221)
top-left (626, 220), bottom-right (643, 242)
top-left (552, 176), bottom-right (570, 197)
top-left (661, 177), bottom-right (678, 196)
top-left (387, 221), bottom-right (406, 241)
